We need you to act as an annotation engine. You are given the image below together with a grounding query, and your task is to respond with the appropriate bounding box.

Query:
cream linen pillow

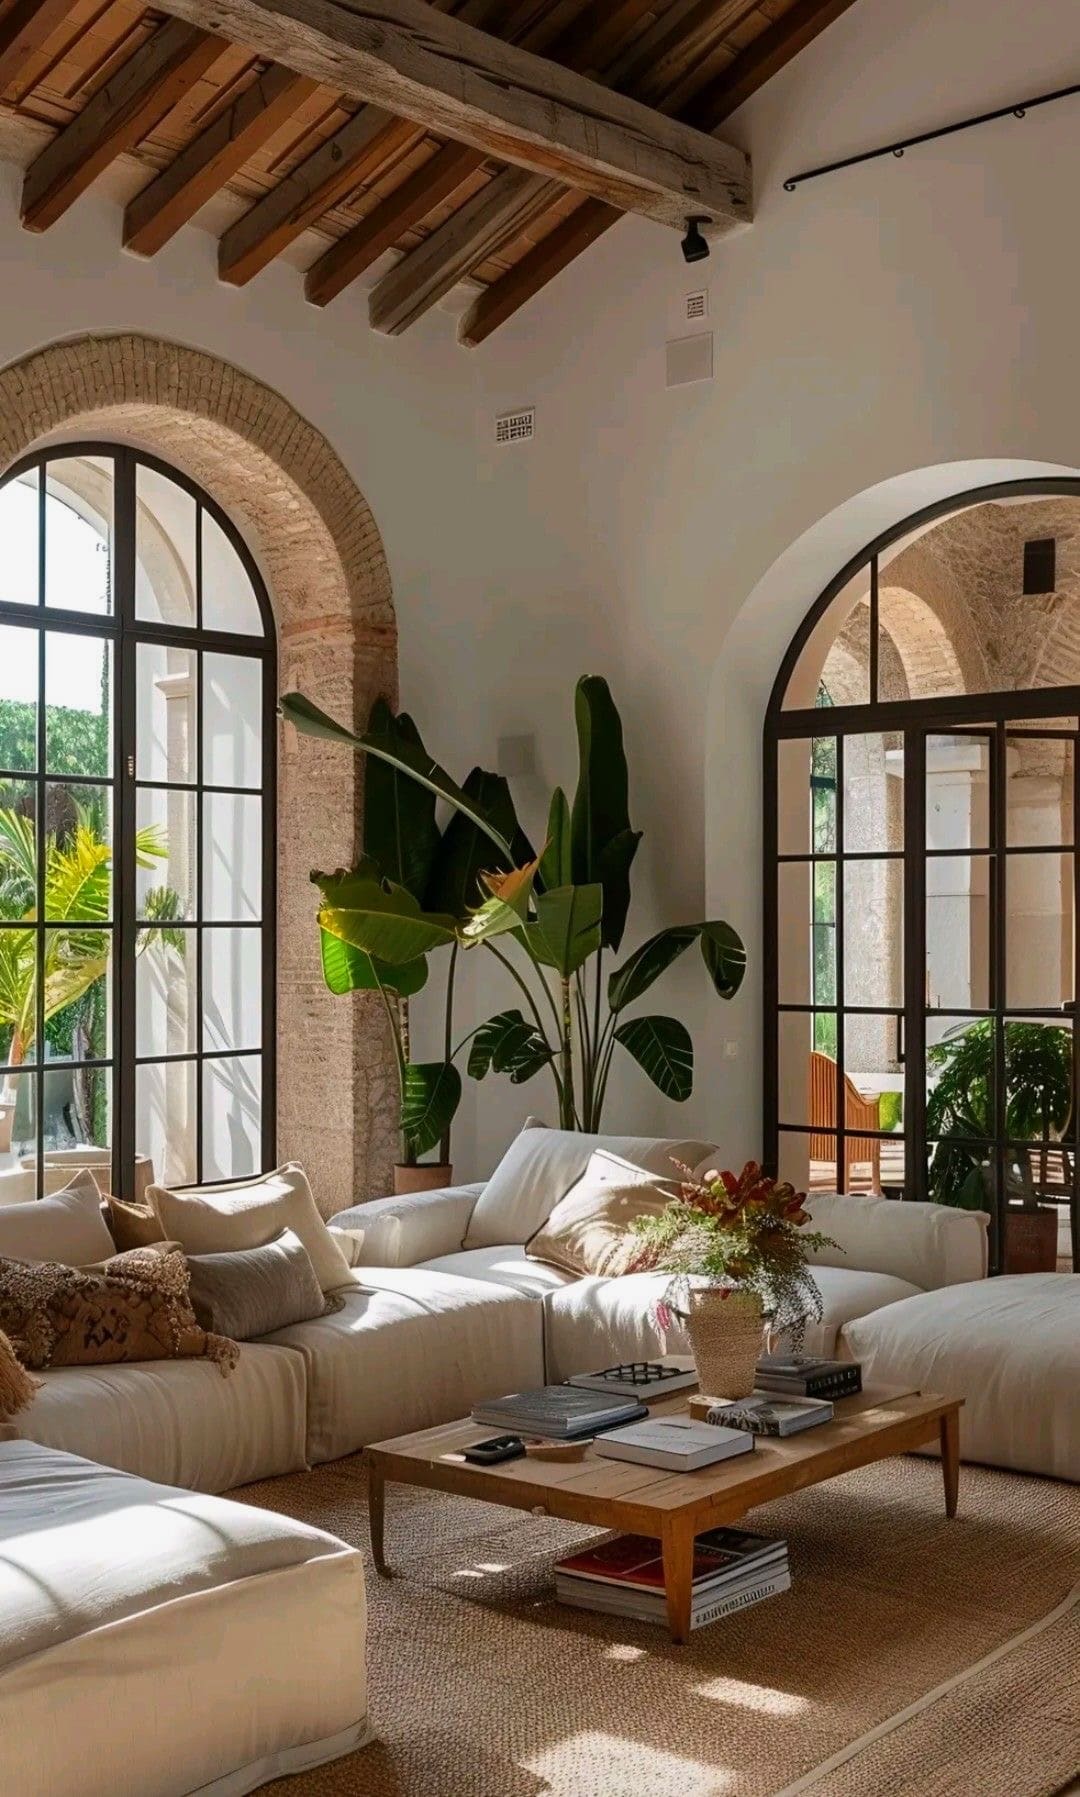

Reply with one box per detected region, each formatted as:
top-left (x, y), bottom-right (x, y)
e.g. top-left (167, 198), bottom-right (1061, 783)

top-left (0, 1172), bottom-right (114, 1267)
top-left (149, 1163), bottom-right (352, 1295)
top-left (465, 1126), bottom-right (716, 1249)
top-left (525, 1150), bottom-right (680, 1277)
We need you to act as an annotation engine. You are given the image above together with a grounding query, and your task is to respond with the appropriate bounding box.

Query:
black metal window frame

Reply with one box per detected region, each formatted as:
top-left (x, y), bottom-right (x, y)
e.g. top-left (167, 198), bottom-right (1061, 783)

top-left (764, 476), bottom-right (1080, 1274)
top-left (0, 441), bottom-right (277, 1201)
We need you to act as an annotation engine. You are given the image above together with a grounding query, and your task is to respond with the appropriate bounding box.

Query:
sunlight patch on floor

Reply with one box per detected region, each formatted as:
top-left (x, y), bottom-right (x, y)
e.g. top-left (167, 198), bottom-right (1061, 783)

top-left (522, 1731), bottom-right (736, 1796)
top-left (603, 1642), bottom-right (647, 1661)
top-left (691, 1675), bottom-right (810, 1715)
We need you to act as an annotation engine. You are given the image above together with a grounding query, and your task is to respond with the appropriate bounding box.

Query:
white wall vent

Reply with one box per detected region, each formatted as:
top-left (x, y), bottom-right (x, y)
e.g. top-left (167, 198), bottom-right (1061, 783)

top-left (666, 332), bottom-right (713, 388)
top-left (495, 407), bottom-right (535, 445)
top-left (685, 289), bottom-right (708, 322)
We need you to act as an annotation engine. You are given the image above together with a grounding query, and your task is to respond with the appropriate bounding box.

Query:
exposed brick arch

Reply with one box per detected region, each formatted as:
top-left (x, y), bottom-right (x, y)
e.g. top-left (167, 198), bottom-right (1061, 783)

top-left (0, 333), bottom-right (398, 1213)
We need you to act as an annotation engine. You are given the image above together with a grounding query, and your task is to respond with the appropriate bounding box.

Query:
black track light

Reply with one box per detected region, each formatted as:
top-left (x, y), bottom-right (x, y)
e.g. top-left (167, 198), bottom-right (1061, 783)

top-left (680, 216), bottom-right (711, 265)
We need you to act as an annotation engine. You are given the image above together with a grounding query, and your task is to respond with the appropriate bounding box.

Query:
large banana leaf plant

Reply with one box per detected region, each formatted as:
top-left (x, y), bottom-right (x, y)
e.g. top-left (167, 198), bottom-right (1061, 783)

top-left (282, 677), bottom-right (746, 1144)
top-left (0, 803), bottom-right (181, 1070)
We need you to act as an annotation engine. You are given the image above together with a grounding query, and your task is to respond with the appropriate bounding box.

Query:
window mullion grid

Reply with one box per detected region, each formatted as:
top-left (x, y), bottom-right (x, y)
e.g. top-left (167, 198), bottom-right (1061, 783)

top-left (33, 474), bottom-right (46, 1199)
top-left (195, 509), bottom-right (205, 1184)
top-left (903, 729), bottom-right (927, 1202)
top-left (115, 449), bottom-right (137, 1203)
top-left (990, 724), bottom-right (1008, 1272)
top-left (1073, 727), bottom-right (1080, 1271)
top-left (834, 735), bottom-right (846, 1190)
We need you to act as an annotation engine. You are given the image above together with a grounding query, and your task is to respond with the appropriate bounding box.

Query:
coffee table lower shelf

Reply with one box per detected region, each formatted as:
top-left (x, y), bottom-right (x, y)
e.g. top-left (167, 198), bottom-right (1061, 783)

top-left (366, 1390), bottom-right (962, 1643)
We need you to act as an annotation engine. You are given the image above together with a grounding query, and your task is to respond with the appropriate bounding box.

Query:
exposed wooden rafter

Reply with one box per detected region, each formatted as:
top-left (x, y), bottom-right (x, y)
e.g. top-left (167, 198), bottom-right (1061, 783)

top-left (153, 0), bottom-right (751, 232)
top-left (0, 0), bottom-right (70, 96)
top-left (460, 0), bottom-right (860, 345)
top-left (21, 19), bottom-right (225, 231)
top-left (124, 62), bottom-right (319, 255)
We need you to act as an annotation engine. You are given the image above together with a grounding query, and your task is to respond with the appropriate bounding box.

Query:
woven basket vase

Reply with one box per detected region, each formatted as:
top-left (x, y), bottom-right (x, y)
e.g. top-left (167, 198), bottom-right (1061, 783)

top-left (684, 1286), bottom-right (764, 1400)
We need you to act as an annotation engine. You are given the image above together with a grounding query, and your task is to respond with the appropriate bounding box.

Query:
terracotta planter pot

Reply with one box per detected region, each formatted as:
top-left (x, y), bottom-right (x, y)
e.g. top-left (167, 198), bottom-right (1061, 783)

top-left (1004, 1204), bottom-right (1059, 1274)
top-left (394, 1162), bottom-right (453, 1196)
top-left (684, 1287), bottom-right (764, 1400)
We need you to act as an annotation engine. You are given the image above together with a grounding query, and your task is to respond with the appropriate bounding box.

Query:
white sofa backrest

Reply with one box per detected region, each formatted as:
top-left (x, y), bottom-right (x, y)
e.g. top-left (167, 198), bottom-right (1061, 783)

top-left (804, 1192), bottom-right (989, 1290)
top-left (464, 1127), bottom-right (717, 1249)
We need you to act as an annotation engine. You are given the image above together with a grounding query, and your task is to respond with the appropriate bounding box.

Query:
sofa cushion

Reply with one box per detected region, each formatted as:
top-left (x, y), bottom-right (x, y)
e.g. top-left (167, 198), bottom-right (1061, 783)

top-left (465, 1126), bottom-right (716, 1249)
top-left (420, 1245), bottom-right (575, 1299)
top-left (805, 1192), bottom-right (989, 1289)
top-left (542, 1265), bottom-right (923, 1383)
top-left (261, 1266), bottom-right (545, 1460)
top-left (150, 1162), bottom-right (352, 1295)
top-left (331, 1183), bottom-right (484, 1267)
top-left (10, 1340), bottom-right (307, 1490)
top-left (186, 1229), bottom-right (330, 1340)
top-left (841, 1273), bottom-right (1080, 1480)
top-left (0, 1172), bottom-right (113, 1266)
top-left (0, 1441), bottom-right (368, 1797)
top-left (525, 1150), bottom-right (677, 1276)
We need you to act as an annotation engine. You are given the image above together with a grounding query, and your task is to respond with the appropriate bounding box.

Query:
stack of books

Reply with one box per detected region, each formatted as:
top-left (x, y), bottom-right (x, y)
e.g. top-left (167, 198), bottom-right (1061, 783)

top-left (688, 1393), bottom-right (834, 1436)
top-left (471, 1386), bottom-right (648, 1438)
top-left (555, 1528), bottom-right (790, 1630)
top-left (755, 1354), bottom-right (862, 1399)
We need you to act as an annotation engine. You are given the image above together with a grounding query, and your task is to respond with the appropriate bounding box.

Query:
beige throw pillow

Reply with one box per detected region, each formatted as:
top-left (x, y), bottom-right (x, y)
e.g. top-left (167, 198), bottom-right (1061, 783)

top-left (148, 1163), bottom-right (351, 1295)
top-left (104, 1194), bottom-right (168, 1253)
top-left (185, 1230), bottom-right (333, 1340)
top-left (525, 1149), bottom-right (680, 1277)
top-left (0, 1172), bottom-right (115, 1268)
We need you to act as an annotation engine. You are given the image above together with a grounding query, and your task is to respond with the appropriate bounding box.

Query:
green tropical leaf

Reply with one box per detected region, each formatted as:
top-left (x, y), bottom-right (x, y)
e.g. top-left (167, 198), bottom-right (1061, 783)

top-left (280, 692), bottom-right (514, 862)
top-left (362, 697), bottom-right (441, 901)
top-left (613, 1014), bottom-right (694, 1101)
top-left (607, 925), bottom-right (699, 1014)
top-left (522, 883), bottom-right (603, 977)
top-left (538, 786), bottom-right (572, 892)
top-left (315, 870), bottom-right (457, 965)
top-left (401, 1061), bottom-right (462, 1158)
top-left (467, 1009), bottom-right (554, 1084)
top-left (426, 767), bottom-right (533, 920)
top-left (700, 920), bottom-right (746, 999)
top-left (570, 676), bottom-right (639, 949)
top-left (319, 929), bottom-right (428, 998)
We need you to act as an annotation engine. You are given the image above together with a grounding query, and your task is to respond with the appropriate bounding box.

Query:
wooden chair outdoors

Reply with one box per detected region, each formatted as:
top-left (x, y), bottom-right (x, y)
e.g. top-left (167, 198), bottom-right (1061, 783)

top-left (809, 1051), bottom-right (882, 1191)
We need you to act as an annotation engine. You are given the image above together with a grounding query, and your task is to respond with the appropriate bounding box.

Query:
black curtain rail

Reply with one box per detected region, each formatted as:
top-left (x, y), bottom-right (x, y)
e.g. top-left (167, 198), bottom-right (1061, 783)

top-left (783, 79), bottom-right (1080, 191)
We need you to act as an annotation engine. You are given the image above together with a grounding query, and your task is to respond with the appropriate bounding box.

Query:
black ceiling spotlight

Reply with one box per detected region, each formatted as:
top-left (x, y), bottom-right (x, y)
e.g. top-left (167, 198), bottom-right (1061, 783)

top-left (680, 215), bottom-right (711, 265)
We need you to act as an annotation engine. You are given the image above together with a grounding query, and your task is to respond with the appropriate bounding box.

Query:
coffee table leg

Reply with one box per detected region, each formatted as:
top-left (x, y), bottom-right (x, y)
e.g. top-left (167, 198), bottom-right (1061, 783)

top-left (662, 1522), bottom-right (694, 1645)
top-left (940, 1411), bottom-right (960, 1518)
top-left (368, 1461), bottom-right (391, 1576)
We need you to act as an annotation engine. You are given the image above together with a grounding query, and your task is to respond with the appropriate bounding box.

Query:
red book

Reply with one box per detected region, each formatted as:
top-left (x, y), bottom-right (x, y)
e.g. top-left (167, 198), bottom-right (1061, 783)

top-left (556, 1534), bottom-right (745, 1593)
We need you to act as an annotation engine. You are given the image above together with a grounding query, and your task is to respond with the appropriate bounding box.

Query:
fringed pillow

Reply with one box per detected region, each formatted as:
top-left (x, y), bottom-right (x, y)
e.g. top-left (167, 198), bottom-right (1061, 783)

top-left (0, 1246), bottom-right (239, 1378)
top-left (0, 1327), bottom-right (41, 1418)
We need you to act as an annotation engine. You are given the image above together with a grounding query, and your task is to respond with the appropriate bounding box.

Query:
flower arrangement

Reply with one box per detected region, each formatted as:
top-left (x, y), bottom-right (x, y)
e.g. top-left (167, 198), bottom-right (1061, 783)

top-left (628, 1160), bottom-right (838, 1353)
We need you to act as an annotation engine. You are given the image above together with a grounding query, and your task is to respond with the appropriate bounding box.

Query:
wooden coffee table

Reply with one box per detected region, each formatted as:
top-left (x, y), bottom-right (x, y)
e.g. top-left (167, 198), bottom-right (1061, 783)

top-left (366, 1388), bottom-right (962, 1643)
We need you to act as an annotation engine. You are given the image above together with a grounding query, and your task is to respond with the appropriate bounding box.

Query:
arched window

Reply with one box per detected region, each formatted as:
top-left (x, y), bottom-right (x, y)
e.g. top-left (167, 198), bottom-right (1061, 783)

top-left (0, 444), bottom-right (275, 1199)
top-left (765, 480), bottom-right (1080, 1273)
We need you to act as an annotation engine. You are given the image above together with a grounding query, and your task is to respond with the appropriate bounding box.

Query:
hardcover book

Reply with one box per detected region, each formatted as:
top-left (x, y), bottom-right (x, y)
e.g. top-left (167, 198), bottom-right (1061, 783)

top-left (593, 1417), bottom-right (754, 1471)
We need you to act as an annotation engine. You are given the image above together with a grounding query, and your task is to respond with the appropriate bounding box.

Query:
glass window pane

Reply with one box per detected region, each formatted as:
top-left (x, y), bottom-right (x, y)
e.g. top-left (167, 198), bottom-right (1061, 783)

top-left (926, 1135), bottom-right (990, 1209)
top-left (780, 1010), bottom-right (835, 1127)
top-left (45, 785), bottom-right (111, 921)
top-left (203, 652), bottom-right (262, 789)
top-left (0, 469), bottom-right (39, 608)
top-left (136, 1059), bottom-right (196, 1188)
top-left (202, 1055), bottom-right (261, 1180)
top-left (781, 1128), bottom-right (836, 1194)
top-left (0, 1070), bottom-right (35, 1174)
top-left (44, 928), bottom-right (111, 1063)
top-left (136, 643), bottom-right (196, 784)
top-left (0, 625), bottom-right (40, 772)
top-left (844, 859), bottom-right (903, 1007)
top-left (136, 788), bottom-right (195, 920)
top-left (201, 512), bottom-right (262, 636)
top-left (927, 732), bottom-right (991, 851)
top-left (927, 853), bottom-right (991, 1010)
top-left (0, 926), bottom-right (35, 1069)
top-left (842, 732), bottom-right (903, 852)
top-left (926, 1017), bottom-right (995, 1142)
top-left (0, 781), bottom-right (36, 918)
top-left (785, 567), bottom-right (871, 710)
top-left (44, 1062), bottom-right (110, 1154)
top-left (136, 927), bottom-right (197, 1058)
top-left (778, 862), bottom-right (822, 1006)
top-left (44, 457), bottom-right (112, 616)
top-left (203, 793), bottom-right (261, 920)
top-left (136, 466), bottom-right (196, 626)
top-left (1006, 729), bottom-right (1075, 848)
top-left (1004, 1019), bottom-right (1072, 1143)
top-left (46, 633), bottom-right (111, 777)
top-left (204, 927), bottom-right (261, 1053)
top-left (1005, 852), bottom-right (1073, 1010)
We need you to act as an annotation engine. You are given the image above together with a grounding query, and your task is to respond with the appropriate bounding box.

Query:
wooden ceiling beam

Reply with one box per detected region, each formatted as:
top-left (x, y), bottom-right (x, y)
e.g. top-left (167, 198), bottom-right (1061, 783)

top-left (217, 106), bottom-right (416, 284)
top-left (153, 0), bottom-right (750, 232)
top-left (369, 165), bottom-right (553, 335)
top-left (460, 0), bottom-right (861, 346)
top-left (123, 62), bottom-right (319, 255)
top-left (0, 0), bottom-right (71, 96)
top-left (21, 19), bottom-right (225, 231)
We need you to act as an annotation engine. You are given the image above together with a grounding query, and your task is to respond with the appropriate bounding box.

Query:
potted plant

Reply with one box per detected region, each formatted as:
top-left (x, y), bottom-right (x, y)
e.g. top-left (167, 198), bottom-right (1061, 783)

top-left (626, 1161), bottom-right (836, 1397)
top-left (926, 1019), bottom-right (1067, 1272)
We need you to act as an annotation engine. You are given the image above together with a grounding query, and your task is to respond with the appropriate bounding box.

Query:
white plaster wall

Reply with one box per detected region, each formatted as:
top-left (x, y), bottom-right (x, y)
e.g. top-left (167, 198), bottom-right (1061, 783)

top-left (3, 0), bottom-right (1080, 1186)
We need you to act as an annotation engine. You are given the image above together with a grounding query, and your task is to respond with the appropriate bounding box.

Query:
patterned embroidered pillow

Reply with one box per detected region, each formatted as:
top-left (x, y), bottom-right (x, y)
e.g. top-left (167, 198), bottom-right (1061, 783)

top-left (0, 1328), bottom-right (40, 1417)
top-left (0, 1246), bottom-right (239, 1378)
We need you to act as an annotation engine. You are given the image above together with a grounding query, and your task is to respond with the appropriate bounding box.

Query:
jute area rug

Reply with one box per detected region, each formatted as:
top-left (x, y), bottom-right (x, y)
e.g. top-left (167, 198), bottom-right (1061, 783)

top-left (229, 1455), bottom-right (1080, 1797)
